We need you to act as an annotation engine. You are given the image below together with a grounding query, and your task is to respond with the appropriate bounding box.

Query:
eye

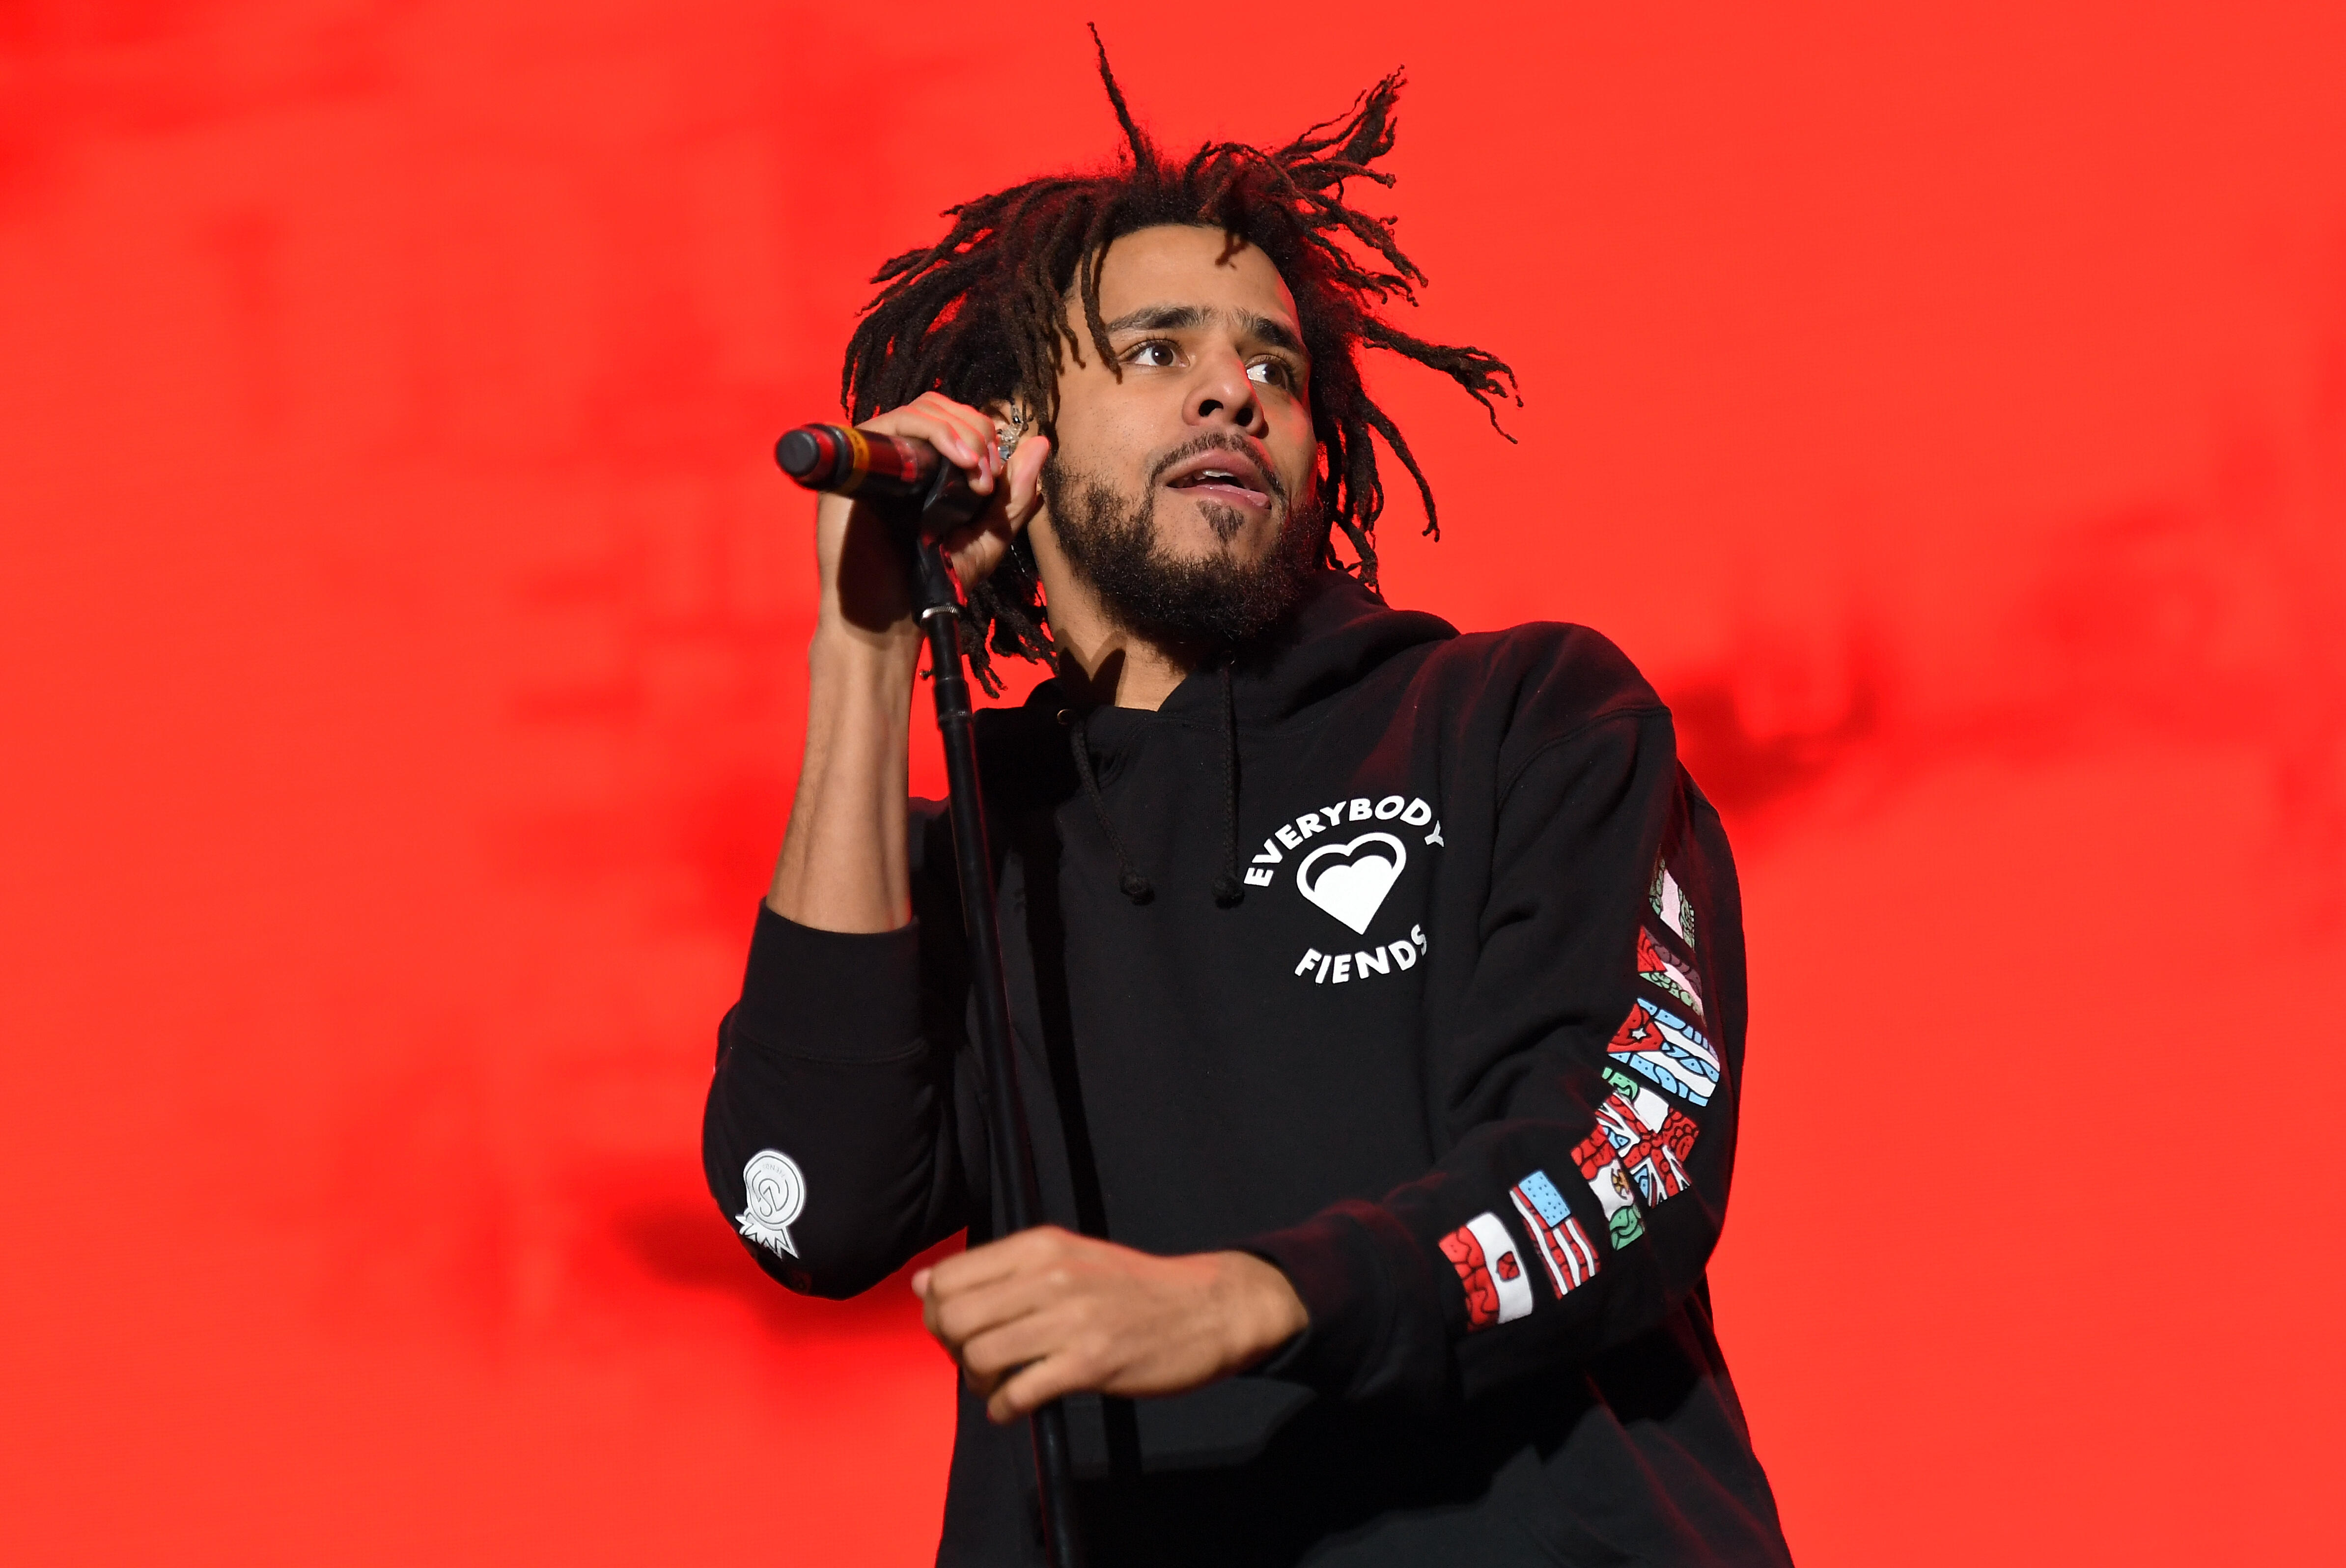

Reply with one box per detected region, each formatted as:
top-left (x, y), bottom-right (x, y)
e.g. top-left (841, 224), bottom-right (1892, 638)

top-left (1247, 359), bottom-right (1297, 390)
top-left (1125, 339), bottom-right (1178, 368)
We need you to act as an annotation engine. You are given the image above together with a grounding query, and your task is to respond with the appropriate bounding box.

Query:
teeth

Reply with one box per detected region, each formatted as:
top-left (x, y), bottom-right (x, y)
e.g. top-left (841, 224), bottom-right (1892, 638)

top-left (1172, 467), bottom-right (1255, 490)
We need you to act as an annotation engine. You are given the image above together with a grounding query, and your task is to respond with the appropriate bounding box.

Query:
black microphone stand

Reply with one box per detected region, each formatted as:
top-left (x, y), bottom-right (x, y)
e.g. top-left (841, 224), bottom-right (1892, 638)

top-left (897, 463), bottom-right (1088, 1568)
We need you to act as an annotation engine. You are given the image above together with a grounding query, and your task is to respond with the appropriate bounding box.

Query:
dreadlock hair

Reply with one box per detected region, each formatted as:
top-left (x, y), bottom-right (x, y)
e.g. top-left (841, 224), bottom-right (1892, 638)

top-left (842, 28), bottom-right (1519, 693)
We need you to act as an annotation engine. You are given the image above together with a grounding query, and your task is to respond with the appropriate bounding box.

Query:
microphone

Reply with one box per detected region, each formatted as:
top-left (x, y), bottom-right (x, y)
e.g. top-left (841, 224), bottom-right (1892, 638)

top-left (775, 422), bottom-right (947, 504)
top-left (775, 421), bottom-right (990, 545)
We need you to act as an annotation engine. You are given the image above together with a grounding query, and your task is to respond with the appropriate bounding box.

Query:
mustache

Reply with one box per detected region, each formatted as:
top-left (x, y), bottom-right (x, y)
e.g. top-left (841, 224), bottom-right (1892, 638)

top-left (1145, 432), bottom-right (1289, 506)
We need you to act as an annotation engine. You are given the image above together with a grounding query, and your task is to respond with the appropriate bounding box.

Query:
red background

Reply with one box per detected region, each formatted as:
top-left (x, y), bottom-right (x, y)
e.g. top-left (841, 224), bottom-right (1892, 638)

top-left (5, 3), bottom-right (2345, 1562)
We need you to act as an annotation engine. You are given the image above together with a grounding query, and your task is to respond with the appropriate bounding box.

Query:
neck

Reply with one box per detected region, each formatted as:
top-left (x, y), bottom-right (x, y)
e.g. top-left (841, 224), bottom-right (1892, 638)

top-left (1029, 523), bottom-right (1203, 712)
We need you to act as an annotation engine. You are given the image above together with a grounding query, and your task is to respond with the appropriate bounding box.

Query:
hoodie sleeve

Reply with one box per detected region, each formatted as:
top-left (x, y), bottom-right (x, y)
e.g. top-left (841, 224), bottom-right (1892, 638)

top-left (1241, 705), bottom-right (1747, 1410)
top-left (700, 804), bottom-right (972, 1298)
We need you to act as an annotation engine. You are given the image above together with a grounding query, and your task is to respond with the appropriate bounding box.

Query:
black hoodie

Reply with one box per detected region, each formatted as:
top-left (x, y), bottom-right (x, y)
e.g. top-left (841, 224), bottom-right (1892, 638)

top-left (703, 572), bottom-right (1793, 1566)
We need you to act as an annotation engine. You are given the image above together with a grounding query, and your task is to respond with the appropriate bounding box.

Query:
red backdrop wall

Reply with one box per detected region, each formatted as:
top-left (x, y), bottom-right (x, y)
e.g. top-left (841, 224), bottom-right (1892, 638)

top-left (5, 3), bottom-right (2344, 1562)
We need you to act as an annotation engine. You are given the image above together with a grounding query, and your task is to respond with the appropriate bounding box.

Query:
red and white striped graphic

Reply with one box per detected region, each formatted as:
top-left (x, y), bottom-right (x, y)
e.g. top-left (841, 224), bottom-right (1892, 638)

top-left (1508, 1171), bottom-right (1600, 1298)
top-left (1437, 1210), bottom-right (1537, 1331)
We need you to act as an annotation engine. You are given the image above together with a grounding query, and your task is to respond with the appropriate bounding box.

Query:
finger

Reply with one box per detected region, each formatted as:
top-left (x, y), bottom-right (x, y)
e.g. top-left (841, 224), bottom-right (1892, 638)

top-left (943, 530), bottom-right (1009, 591)
top-left (922, 1263), bottom-right (1017, 1345)
top-left (955, 1307), bottom-right (1069, 1386)
top-left (926, 1270), bottom-right (1065, 1353)
top-left (924, 420), bottom-right (989, 475)
top-left (915, 1295), bottom-right (999, 1361)
top-left (930, 419), bottom-right (1000, 483)
top-left (909, 391), bottom-right (979, 420)
top-left (913, 393), bottom-right (1000, 476)
top-left (1006, 433), bottom-right (1051, 526)
top-left (916, 393), bottom-right (997, 476)
top-left (924, 1238), bottom-right (1086, 1350)
top-left (924, 1226), bottom-right (1070, 1300)
top-left (907, 391), bottom-right (988, 437)
top-left (936, 439), bottom-right (1041, 576)
top-left (922, 1243), bottom-right (1016, 1303)
top-left (869, 398), bottom-right (989, 473)
top-left (988, 1349), bottom-right (1101, 1425)
top-left (921, 1283), bottom-right (958, 1347)
top-left (914, 390), bottom-right (995, 443)
top-left (959, 1354), bottom-right (1036, 1402)
top-left (910, 1267), bottom-right (932, 1298)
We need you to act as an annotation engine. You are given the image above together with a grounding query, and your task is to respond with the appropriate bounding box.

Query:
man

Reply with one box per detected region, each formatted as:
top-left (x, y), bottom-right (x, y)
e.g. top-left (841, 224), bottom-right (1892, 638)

top-left (704, 44), bottom-right (1794, 1567)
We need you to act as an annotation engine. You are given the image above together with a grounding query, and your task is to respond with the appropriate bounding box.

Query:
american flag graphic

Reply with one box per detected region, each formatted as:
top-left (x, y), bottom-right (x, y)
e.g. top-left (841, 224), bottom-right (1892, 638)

top-left (1507, 1170), bottom-right (1599, 1297)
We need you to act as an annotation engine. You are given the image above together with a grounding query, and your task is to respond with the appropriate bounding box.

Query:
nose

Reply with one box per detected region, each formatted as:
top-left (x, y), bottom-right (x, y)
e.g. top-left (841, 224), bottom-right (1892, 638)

top-left (1187, 348), bottom-right (1267, 437)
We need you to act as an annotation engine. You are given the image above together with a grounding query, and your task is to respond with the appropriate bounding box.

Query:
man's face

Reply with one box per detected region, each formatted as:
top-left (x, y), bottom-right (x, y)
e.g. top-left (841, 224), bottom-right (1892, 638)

top-left (1038, 224), bottom-right (1320, 645)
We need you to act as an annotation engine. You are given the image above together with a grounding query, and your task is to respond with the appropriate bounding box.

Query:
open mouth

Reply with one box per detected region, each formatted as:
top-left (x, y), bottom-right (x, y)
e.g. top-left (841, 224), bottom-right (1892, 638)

top-left (1162, 452), bottom-right (1275, 511)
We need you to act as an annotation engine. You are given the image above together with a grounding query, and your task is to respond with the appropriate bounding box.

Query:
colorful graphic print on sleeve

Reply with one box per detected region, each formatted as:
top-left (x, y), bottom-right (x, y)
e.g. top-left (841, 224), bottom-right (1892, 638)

top-left (1651, 861), bottom-right (1697, 949)
top-left (1607, 997), bottom-right (1720, 1107)
top-left (1635, 926), bottom-right (1704, 1021)
top-left (1585, 1075), bottom-right (1699, 1206)
top-left (1570, 1136), bottom-right (1648, 1250)
top-left (1438, 1211), bottom-right (1537, 1331)
top-left (1507, 1170), bottom-right (1600, 1298)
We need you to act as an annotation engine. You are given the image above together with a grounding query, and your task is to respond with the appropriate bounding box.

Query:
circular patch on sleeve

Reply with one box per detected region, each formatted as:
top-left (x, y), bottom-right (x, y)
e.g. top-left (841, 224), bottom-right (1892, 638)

top-left (736, 1149), bottom-right (806, 1259)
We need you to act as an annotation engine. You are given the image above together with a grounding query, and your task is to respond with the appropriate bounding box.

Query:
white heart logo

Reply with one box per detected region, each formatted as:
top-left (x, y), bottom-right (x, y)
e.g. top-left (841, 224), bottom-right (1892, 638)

top-left (1296, 832), bottom-right (1408, 934)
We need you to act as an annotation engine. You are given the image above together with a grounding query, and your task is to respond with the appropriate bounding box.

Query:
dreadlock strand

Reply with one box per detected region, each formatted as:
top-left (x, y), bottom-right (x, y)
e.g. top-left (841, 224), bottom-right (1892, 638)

top-left (1342, 415), bottom-right (1389, 531)
top-left (1332, 73), bottom-right (1407, 168)
top-left (1359, 321), bottom-right (1521, 439)
top-left (1089, 26), bottom-right (1153, 172)
top-left (1332, 510), bottom-right (1380, 592)
top-left (1075, 196), bottom-right (1125, 374)
top-left (1356, 400), bottom-right (1445, 541)
top-left (1197, 145), bottom-right (1416, 305)
top-left (1018, 200), bottom-right (1084, 387)
top-left (1274, 78), bottom-right (1386, 162)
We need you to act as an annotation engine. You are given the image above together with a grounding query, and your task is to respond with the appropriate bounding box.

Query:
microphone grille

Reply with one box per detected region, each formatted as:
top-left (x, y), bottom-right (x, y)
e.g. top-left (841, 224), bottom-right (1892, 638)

top-left (775, 427), bottom-right (830, 484)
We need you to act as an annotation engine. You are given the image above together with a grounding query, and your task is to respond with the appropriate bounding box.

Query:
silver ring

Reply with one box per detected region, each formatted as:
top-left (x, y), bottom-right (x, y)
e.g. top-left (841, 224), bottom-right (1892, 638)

top-left (995, 407), bottom-right (1029, 464)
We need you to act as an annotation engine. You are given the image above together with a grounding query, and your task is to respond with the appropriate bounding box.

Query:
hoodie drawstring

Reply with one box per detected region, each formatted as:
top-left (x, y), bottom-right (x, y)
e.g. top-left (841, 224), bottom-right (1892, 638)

top-left (1209, 659), bottom-right (1245, 906)
top-left (1067, 712), bottom-right (1154, 904)
top-left (1062, 656), bottom-right (1245, 908)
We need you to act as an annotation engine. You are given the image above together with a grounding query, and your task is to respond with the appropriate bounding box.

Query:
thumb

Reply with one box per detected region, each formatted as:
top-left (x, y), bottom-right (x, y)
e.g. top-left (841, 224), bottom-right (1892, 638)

top-left (1005, 433), bottom-right (1052, 529)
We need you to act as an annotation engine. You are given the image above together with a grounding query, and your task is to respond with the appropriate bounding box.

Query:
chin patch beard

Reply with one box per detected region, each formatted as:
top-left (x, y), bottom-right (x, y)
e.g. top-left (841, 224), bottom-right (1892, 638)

top-left (1043, 455), bottom-right (1320, 648)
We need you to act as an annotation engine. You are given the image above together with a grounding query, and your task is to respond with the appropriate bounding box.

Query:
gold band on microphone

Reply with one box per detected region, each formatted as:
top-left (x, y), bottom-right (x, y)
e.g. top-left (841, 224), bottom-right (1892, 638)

top-left (837, 425), bottom-right (871, 494)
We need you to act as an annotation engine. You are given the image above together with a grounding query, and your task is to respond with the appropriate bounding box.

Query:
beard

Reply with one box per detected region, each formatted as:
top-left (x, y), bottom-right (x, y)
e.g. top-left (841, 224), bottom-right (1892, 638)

top-left (1041, 438), bottom-right (1319, 649)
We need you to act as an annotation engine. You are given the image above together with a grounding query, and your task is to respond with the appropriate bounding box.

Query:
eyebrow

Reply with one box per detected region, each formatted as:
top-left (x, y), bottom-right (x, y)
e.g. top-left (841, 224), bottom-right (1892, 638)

top-left (1101, 303), bottom-right (1308, 361)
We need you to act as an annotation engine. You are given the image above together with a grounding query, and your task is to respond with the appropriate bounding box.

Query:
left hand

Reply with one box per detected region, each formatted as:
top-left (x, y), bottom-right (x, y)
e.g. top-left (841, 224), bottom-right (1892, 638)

top-left (911, 1227), bottom-right (1309, 1424)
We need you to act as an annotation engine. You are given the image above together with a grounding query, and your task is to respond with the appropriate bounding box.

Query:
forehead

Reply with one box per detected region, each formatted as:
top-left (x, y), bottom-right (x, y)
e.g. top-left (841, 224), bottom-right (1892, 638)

top-left (1090, 224), bottom-right (1301, 332)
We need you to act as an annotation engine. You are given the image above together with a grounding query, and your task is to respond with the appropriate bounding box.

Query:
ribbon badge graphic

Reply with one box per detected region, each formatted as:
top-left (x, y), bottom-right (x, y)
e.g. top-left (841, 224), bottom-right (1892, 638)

top-left (737, 1149), bottom-right (807, 1258)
